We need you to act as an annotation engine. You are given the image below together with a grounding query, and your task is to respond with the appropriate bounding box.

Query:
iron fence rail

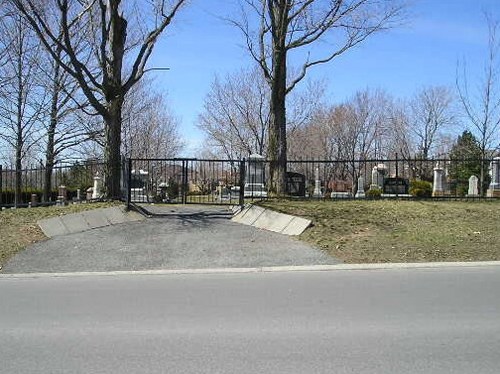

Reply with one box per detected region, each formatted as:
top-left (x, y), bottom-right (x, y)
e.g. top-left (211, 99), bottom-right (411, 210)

top-left (127, 158), bottom-right (246, 205)
top-left (126, 156), bottom-right (496, 208)
top-left (1, 156), bottom-right (496, 208)
top-left (0, 162), bottom-right (105, 207)
top-left (285, 157), bottom-right (492, 198)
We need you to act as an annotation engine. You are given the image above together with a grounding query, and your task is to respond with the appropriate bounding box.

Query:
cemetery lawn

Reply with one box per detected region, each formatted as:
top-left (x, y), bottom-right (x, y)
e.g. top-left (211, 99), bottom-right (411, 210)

top-left (258, 200), bottom-right (500, 263)
top-left (0, 202), bottom-right (118, 268)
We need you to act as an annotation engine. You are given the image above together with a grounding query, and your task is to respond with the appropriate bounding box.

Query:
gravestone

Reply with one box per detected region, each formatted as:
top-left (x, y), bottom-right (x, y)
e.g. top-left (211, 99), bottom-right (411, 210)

top-left (285, 172), bottom-right (305, 197)
top-left (158, 182), bottom-right (169, 202)
top-left (58, 185), bottom-right (67, 200)
top-left (244, 154), bottom-right (267, 197)
top-left (432, 163), bottom-right (444, 197)
top-left (370, 163), bottom-right (386, 190)
top-left (355, 176), bottom-right (365, 198)
top-left (330, 180), bottom-right (352, 199)
top-left (313, 167), bottom-right (323, 198)
top-left (92, 173), bottom-right (101, 199)
top-left (383, 177), bottom-right (409, 194)
top-left (31, 193), bottom-right (38, 207)
top-left (245, 154), bottom-right (265, 185)
top-left (57, 185), bottom-right (67, 206)
top-left (487, 157), bottom-right (500, 197)
top-left (467, 175), bottom-right (479, 197)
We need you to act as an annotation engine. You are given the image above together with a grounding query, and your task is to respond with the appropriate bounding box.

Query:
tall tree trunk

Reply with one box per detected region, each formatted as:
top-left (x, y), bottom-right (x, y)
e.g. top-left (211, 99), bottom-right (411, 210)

top-left (268, 1), bottom-right (288, 196)
top-left (268, 56), bottom-right (287, 195)
top-left (480, 158), bottom-right (484, 196)
top-left (15, 52), bottom-right (23, 208)
top-left (44, 57), bottom-right (61, 203)
top-left (102, 3), bottom-right (126, 200)
top-left (43, 127), bottom-right (55, 202)
top-left (104, 98), bottom-right (123, 199)
top-left (15, 137), bottom-right (22, 208)
top-left (480, 145), bottom-right (487, 196)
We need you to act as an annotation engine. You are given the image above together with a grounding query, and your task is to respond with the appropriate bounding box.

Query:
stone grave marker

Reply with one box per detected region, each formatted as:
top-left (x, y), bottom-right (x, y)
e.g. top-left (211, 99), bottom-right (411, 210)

top-left (487, 157), bottom-right (500, 197)
top-left (355, 176), bottom-right (365, 198)
top-left (467, 175), bottom-right (479, 197)
top-left (432, 163), bottom-right (444, 197)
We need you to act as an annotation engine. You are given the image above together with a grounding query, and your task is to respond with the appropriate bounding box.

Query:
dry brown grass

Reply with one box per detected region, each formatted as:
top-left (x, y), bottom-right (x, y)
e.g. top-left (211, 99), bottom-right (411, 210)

top-left (259, 199), bottom-right (500, 263)
top-left (0, 202), bottom-right (118, 268)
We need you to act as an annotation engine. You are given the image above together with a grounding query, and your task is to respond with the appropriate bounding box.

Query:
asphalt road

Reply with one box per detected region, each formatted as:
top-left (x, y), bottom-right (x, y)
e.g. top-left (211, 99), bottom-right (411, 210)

top-left (1, 267), bottom-right (500, 373)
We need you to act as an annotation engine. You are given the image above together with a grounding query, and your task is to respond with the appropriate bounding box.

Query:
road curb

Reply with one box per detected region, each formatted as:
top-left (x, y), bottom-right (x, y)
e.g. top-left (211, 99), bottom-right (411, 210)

top-left (2, 261), bottom-right (500, 279)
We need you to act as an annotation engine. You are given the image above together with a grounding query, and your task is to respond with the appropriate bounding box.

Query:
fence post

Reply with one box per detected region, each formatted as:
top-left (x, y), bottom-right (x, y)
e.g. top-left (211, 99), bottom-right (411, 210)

top-left (126, 158), bottom-right (132, 210)
top-left (395, 153), bottom-right (399, 198)
top-left (239, 159), bottom-right (246, 206)
top-left (181, 160), bottom-right (187, 204)
top-left (0, 165), bottom-right (2, 206)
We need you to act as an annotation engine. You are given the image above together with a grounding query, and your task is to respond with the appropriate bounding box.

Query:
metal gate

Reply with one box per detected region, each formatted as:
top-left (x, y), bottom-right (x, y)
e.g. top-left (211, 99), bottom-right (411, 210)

top-left (126, 158), bottom-right (246, 207)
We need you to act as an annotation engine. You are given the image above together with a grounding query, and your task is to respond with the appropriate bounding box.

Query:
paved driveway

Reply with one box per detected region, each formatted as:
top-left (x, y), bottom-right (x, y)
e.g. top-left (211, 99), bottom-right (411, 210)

top-left (2, 205), bottom-right (338, 273)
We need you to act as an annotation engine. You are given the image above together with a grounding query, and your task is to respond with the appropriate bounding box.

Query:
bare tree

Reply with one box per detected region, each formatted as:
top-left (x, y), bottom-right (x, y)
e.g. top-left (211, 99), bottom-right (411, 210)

top-left (0, 12), bottom-right (46, 206)
top-left (10, 0), bottom-right (187, 198)
top-left (0, 5), bottom-right (11, 88)
top-left (289, 89), bottom-right (393, 158)
top-left (233, 0), bottom-right (405, 194)
top-left (383, 100), bottom-right (414, 160)
top-left (122, 79), bottom-right (183, 159)
top-left (198, 66), bottom-right (324, 160)
top-left (0, 6), bottom-right (9, 164)
top-left (37, 32), bottom-right (100, 201)
top-left (288, 88), bottom-right (414, 191)
top-left (287, 110), bottom-right (330, 161)
top-left (457, 13), bottom-right (500, 194)
top-left (199, 67), bottom-right (269, 159)
top-left (409, 86), bottom-right (455, 160)
top-left (349, 89), bottom-right (391, 159)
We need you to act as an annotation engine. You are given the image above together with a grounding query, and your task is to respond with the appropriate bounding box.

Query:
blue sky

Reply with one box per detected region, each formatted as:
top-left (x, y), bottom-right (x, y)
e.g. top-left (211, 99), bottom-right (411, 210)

top-left (147, 0), bottom-right (500, 155)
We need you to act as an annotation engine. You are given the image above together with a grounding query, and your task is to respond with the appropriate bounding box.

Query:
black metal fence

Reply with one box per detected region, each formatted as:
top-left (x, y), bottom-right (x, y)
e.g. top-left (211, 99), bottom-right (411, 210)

top-left (0, 161), bottom-right (105, 208)
top-left (1, 156), bottom-right (496, 208)
top-left (285, 156), bottom-right (493, 198)
top-left (125, 156), bottom-right (497, 208)
top-left (126, 158), bottom-right (246, 206)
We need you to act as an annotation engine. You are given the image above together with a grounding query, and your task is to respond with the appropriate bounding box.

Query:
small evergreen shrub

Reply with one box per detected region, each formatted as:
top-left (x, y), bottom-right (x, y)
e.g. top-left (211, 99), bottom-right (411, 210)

top-left (366, 188), bottom-right (382, 199)
top-left (409, 180), bottom-right (432, 198)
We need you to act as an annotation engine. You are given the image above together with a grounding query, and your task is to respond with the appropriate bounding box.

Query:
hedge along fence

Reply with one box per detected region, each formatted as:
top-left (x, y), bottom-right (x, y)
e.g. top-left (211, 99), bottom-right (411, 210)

top-left (0, 162), bottom-right (104, 207)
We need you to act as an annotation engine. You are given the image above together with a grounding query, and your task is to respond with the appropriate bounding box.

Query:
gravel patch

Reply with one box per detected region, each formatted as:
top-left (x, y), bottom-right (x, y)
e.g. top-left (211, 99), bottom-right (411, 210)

top-left (2, 208), bottom-right (338, 273)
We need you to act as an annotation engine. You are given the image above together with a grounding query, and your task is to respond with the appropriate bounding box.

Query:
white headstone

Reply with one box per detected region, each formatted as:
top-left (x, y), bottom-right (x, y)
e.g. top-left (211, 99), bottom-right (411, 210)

top-left (489, 157), bottom-right (500, 189)
top-left (313, 166), bottom-right (322, 198)
top-left (370, 164), bottom-right (386, 190)
top-left (487, 157), bottom-right (500, 197)
top-left (468, 175), bottom-right (479, 196)
top-left (371, 166), bottom-right (378, 188)
top-left (355, 176), bottom-right (365, 198)
top-left (432, 163), bottom-right (444, 197)
top-left (92, 172), bottom-right (101, 199)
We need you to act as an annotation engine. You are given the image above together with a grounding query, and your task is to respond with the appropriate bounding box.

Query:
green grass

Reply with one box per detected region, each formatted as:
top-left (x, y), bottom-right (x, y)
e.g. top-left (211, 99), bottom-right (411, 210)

top-left (0, 202), bottom-right (119, 268)
top-left (258, 199), bottom-right (500, 263)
